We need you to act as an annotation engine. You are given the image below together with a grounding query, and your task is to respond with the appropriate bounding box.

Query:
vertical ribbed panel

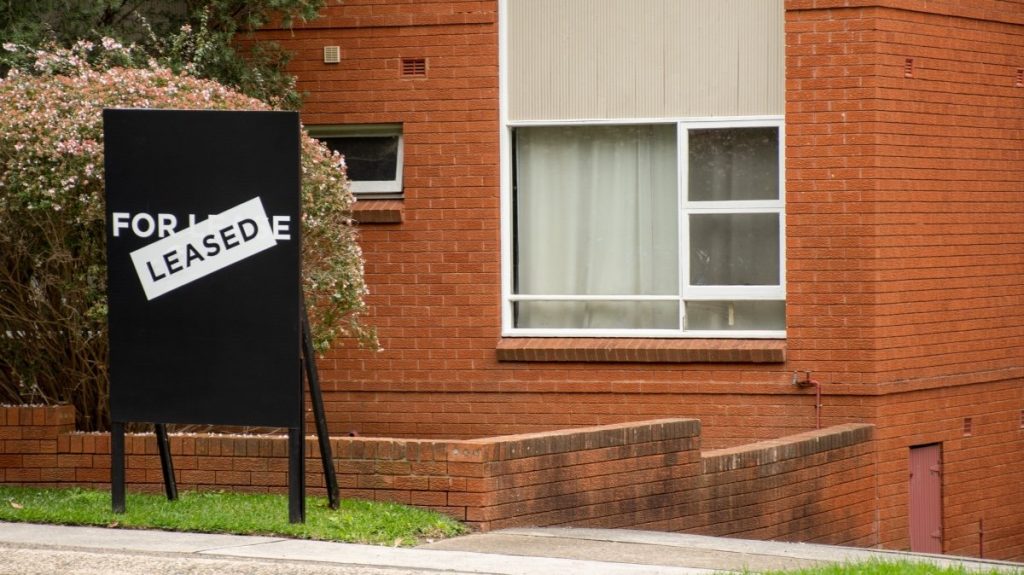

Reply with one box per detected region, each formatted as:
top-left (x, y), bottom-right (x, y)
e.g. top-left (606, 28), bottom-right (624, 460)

top-left (508, 0), bottom-right (784, 121)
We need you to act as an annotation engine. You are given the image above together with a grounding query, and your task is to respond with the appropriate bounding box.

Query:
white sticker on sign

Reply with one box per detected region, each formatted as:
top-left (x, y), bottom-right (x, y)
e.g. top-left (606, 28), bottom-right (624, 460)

top-left (130, 196), bottom-right (278, 300)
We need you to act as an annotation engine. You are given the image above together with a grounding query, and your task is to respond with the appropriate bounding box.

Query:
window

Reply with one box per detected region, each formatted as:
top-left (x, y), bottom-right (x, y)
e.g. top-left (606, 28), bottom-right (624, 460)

top-left (307, 125), bottom-right (403, 199)
top-left (507, 119), bottom-right (784, 337)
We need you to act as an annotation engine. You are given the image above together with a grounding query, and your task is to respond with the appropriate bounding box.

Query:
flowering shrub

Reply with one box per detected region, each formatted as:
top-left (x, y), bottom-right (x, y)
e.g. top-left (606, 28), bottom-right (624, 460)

top-left (0, 41), bottom-right (373, 431)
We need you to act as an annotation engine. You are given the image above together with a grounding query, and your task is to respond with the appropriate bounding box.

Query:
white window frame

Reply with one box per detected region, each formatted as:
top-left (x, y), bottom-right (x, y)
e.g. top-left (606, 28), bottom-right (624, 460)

top-left (501, 116), bottom-right (786, 339)
top-left (306, 124), bottom-right (404, 198)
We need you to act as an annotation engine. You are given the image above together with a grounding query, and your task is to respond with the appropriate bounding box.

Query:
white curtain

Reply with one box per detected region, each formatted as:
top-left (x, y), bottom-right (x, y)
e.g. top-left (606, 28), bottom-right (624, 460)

top-left (514, 125), bottom-right (678, 329)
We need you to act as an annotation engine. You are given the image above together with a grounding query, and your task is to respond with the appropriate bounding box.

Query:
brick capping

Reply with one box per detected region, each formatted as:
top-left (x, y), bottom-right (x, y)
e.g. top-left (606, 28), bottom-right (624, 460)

top-left (352, 200), bottom-right (403, 224)
top-left (495, 338), bottom-right (786, 364)
top-left (703, 423), bottom-right (874, 474)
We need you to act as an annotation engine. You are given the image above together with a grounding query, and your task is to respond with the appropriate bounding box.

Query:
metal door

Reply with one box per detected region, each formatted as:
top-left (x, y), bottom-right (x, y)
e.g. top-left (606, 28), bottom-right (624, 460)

top-left (909, 443), bottom-right (943, 553)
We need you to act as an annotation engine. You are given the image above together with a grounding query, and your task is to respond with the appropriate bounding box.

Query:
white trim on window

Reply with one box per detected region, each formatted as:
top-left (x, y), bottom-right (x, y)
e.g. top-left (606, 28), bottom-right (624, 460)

top-left (501, 117), bottom-right (786, 339)
top-left (306, 124), bottom-right (404, 199)
top-left (499, 0), bottom-right (513, 336)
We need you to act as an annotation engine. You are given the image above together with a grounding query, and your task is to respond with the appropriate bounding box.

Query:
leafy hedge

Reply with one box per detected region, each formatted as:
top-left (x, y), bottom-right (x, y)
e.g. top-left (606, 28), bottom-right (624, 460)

top-left (0, 41), bottom-right (374, 431)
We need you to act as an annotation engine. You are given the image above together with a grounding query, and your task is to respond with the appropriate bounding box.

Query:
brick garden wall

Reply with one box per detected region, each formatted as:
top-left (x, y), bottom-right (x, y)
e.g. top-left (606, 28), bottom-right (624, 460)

top-left (0, 405), bottom-right (875, 543)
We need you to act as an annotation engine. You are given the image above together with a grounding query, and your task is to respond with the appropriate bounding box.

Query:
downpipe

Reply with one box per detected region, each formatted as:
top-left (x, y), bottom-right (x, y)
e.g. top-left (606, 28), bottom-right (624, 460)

top-left (792, 371), bottom-right (821, 429)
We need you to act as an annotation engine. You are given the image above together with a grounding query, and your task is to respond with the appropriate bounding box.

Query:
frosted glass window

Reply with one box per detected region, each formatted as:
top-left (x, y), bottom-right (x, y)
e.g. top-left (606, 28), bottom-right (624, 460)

top-left (689, 128), bottom-right (779, 201)
top-left (689, 213), bottom-right (780, 286)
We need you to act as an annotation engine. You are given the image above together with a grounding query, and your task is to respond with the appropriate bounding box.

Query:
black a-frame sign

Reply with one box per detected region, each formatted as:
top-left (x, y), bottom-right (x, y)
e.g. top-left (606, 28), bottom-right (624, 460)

top-left (104, 109), bottom-right (337, 522)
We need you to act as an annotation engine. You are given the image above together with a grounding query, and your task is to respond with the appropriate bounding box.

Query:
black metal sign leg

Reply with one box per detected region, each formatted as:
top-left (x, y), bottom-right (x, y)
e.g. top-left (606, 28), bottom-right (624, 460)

top-left (302, 304), bottom-right (340, 510)
top-left (288, 426), bottom-right (305, 523)
top-left (111, 422), bottom-right (125, 513)
top-left (154, 423), bottom-right (178, 501)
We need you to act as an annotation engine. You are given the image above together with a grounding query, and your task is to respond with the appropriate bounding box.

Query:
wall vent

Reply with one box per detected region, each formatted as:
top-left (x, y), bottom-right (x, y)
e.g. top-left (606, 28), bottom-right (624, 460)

top-left (1016, 68), bottom-right (1023, 88)
top-left (323, 46), bottom-right (341, 64)
top-left (963, 417), bottom-right (973, 437)
top-left (904, 58), bottom-right (914, 78)
top-left (401, 58), bottom-right (427, 77)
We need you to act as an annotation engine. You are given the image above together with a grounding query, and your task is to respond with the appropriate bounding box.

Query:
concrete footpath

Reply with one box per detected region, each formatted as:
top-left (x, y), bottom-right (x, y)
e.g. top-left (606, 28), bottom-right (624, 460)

top-left (2, 522), bottom-right (1023, 575)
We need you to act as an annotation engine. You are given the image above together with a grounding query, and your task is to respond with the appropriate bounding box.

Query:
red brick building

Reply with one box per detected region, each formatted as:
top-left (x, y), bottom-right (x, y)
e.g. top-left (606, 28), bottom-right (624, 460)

top-left (252, 0), bottom-right (1024, 559)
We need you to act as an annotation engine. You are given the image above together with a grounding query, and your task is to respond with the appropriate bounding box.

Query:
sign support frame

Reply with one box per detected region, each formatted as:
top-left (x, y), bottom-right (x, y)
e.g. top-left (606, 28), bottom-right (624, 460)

top-left (111, 422), bottom-right (125, 514)
top-left (302, 297), bottom-right (340, 510)
top-left (110, 300), bottom-right (339, 521)
top-left (155, 423), bottom-right (178, 501)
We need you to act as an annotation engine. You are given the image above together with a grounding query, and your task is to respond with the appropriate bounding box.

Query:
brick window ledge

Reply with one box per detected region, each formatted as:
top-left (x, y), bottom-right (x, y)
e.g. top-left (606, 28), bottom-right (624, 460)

top-left (352, 199), bottom-right (403, 224)
top-left (495, 338), bottom-right (786, 364)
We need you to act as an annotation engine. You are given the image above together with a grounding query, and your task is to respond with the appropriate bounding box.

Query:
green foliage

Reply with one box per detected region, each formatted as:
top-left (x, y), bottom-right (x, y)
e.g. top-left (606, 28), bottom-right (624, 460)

top-left (0, 42), bottom-right (374, 431)
top-left (0, 0), bottom-right (328, 108)
top-left (0, 486), bottom-right (468, 546)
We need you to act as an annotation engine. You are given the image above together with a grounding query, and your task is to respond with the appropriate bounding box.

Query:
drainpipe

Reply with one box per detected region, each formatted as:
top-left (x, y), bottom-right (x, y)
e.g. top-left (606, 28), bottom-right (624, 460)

top-left (792, 371), bottom-right (821, 429)
top-left (980, 517), bottom-right (984, 559)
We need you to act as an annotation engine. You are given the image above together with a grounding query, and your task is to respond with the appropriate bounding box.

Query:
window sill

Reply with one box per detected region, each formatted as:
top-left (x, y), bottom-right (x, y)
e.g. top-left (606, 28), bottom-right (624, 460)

top-left (352, 199), bottom-right (403, 224)
top-left (495, 338), bottom-right (785, 364)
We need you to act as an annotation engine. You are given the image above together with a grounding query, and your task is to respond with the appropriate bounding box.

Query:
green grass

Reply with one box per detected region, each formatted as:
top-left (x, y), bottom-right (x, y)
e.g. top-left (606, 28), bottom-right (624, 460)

top-left (0, 486), bottom-right (468, 546)
top-left (759, 558), bottom-right (1023, 575)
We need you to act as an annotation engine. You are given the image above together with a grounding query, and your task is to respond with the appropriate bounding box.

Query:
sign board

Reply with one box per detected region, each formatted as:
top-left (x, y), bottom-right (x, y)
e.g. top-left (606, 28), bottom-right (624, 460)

top-left (104, 109), bottom-right (302, 428)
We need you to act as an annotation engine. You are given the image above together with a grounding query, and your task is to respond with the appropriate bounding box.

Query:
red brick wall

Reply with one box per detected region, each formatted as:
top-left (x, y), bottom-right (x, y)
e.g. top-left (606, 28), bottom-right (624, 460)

top-left (698, 424), bottom-right (877, 546)
top-left (0, 406), bottom-right (74, 484)
top-left (0, 406), bottom-right (876, 542)
top-left (786, 0), bottom-right (1024, 385)
top-left (785, 0), bottom-right (1024, 560)
top-left (871, 381), bottom-right (1024, 558)
top-left (257, 0), bottom-right (844, 449)
top-left (253, 0), bottom-right (1023, 559)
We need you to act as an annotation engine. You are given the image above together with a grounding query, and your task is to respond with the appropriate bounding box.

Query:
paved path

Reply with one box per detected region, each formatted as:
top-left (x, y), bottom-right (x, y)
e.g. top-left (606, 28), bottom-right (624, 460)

top-left (2, 522), bottom-right (1023, 574)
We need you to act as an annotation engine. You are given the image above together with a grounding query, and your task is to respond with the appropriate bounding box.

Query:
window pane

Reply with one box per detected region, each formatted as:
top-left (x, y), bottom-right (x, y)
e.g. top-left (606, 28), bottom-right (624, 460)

top-left (514, 125), bottom-right (678, 297)
top-left (689, 213), bottom-right (779, 285)
top-left (685, 301), bottom-right (785, 330)
top-left (321, 136), bottom-right (399, 181)
top-left (515, 301), bottom-right (679, 330)
top-left (688, 127), bottom-right (779, 201)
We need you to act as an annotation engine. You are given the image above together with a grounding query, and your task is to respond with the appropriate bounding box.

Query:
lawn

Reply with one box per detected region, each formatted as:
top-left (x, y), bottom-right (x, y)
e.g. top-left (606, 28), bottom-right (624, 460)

top-left (762, 558), bottom-right (1023, 575)
top-left (0, 486), bottom-right (468, 546)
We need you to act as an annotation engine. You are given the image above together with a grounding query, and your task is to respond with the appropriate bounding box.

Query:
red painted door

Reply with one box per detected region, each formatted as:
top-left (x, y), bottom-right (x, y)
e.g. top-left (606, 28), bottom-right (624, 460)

top-left (909, 443), bottom-right (943, 554)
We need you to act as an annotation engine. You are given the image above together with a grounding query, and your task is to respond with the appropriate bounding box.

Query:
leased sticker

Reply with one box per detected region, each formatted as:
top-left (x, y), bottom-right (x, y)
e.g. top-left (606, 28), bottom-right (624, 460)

top-left (129, 197), bottom-right (277, 300)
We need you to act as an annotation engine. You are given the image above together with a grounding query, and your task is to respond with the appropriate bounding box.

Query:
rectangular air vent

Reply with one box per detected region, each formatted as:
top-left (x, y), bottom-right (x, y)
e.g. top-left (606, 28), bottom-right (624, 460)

top-left (323, 46), bottom-right (341, 64)
top-left (401, 58), bottom-right (427, 77)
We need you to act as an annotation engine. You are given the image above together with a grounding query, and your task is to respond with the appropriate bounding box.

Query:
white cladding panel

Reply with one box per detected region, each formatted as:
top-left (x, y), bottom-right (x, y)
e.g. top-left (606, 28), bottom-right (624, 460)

top-left (507, 0), bottom-right (785, 121)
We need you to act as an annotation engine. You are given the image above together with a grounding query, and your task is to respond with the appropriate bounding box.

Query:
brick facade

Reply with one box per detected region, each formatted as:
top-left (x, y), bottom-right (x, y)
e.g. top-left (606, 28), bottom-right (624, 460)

top-left (785, 0), bottom-right (1024, 558)
top-left (2, 0), bottom-right (1022, 561)
top-left (241, 2), bottom-right (1024, 558)
top-left (265, 0), bottom-right (1023, 559)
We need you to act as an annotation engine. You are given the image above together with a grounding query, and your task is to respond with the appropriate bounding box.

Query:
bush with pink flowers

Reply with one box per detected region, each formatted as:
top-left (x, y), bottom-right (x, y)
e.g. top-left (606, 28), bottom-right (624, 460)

top-left (0, 41), bottom-right (373, 431)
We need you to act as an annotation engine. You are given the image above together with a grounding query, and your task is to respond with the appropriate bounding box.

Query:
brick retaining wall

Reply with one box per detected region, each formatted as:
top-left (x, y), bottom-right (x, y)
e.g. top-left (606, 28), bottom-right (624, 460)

top-left (1, 405), bottom-right (874, 543)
